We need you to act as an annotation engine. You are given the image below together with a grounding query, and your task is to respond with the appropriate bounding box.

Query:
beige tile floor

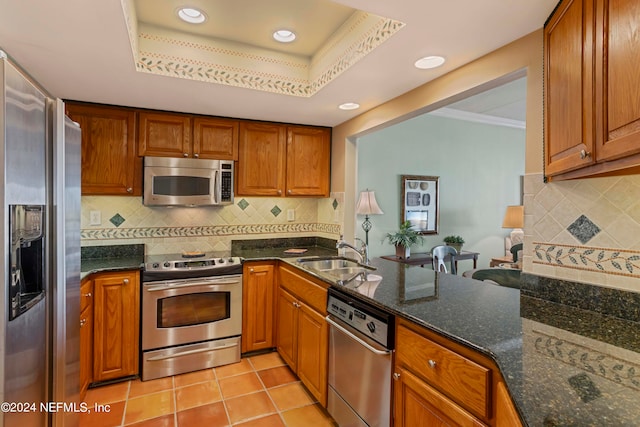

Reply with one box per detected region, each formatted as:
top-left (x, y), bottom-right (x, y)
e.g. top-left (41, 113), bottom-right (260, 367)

top-left (81, 352), bottom-right (336, 427)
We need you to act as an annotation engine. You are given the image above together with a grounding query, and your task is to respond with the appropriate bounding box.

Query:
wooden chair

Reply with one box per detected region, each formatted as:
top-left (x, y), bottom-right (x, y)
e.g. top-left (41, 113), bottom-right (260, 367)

top-left (431, 245), bottom-right (458, 274)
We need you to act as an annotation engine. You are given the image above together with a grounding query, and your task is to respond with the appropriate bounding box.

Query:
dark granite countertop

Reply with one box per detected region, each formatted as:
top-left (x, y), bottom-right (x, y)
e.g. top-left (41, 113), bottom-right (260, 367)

top-left (280, 256), bottom-right (640, 426)
top-left (231, 236), bottom-right (338, 260)
top-left (80, 244), bottom-right (144, 280)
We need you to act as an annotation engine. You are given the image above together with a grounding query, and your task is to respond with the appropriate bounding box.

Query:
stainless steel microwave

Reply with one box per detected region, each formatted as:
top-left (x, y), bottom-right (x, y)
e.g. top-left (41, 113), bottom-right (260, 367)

top-left (143, 157), bottom-right (233, 206)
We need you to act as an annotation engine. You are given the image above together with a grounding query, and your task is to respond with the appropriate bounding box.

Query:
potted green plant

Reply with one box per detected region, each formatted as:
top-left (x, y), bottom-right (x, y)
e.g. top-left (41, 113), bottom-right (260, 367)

top-left (383, 221), bottom-right (424, 259)
top-left (443, 235), bottom-right (465, 254)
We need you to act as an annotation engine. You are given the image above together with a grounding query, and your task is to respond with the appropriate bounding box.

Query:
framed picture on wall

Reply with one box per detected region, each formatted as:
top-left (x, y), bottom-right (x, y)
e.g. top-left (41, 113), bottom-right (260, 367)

top-left (401, 175), bottom-right (439, 234)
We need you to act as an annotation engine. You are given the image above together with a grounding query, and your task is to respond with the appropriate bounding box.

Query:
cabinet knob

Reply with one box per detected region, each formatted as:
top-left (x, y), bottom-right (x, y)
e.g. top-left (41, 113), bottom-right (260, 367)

top-left (249, 268), bottom-right (254, 273)
top-left (80, 318), bottom-right (86, 327)
top-left (393, 372), bottom-right (401, 380)
top-left (428, 359), bottom-right (437, 369)
top-left (580, 149), bottom-right (592, 159)
top-left (277, 190), bottom-right (282, 195)
top-left (126, 187), bottom-right (133, 193)
top-left (183, 153), bottom-right (189, 157)
top-left (123, 278), bottom-right (129, 285)
top-left (194, 153), bottom-right (199, 158)
top-left (82, 292), bottom-right (92, 298)
top-left (287, 189), bottom-right (292, 194)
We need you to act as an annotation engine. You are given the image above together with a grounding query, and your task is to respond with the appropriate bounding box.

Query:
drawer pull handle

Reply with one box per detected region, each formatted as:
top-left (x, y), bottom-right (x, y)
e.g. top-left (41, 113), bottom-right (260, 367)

top-left (428, 359), bottom-right (437, 369)
top-left (393, 372), bottom-right (401, 380)
top-left (82, 292), bottom-right (92, 298)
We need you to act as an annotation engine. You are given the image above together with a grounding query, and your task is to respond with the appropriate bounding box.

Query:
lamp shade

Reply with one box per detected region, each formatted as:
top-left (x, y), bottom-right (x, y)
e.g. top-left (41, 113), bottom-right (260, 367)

top-left (502, 205), bottom-right (524, 228)
top-left (356, 190), bottom-right (384, 215)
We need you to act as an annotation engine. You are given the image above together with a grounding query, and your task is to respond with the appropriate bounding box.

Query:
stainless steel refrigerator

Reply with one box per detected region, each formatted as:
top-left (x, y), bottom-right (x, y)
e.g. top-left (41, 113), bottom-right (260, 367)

top-left (0, 52), bottom-right (81, 427)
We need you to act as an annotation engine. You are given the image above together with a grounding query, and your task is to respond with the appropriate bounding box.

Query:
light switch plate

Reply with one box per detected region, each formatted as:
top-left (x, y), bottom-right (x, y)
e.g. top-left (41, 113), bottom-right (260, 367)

top-left (287, 209), bottom-right (295, 221)
top-left (89, 210), bottom-right (101, 226)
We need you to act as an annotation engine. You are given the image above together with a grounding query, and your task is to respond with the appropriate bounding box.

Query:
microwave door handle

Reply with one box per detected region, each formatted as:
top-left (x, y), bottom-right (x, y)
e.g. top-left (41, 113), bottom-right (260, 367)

top-left (214, 169), bottom-right (220, 203)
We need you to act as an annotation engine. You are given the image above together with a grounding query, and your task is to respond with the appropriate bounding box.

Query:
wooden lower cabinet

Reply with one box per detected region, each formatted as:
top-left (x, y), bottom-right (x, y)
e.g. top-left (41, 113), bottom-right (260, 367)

top-left (79, 278), bottom-right (94, 400)
top-left (394, 367), bottom-right (486, 427)
top-left (92, 270), bottom-right (140, 382)
top-left (242, 262), bottom-right (276, 353)
top-left (394, 319), bottom-right (523, 427)
top-left (275, 265), bottom-right (328, 406)
top-left (495, 382), bottom-right (523, 427)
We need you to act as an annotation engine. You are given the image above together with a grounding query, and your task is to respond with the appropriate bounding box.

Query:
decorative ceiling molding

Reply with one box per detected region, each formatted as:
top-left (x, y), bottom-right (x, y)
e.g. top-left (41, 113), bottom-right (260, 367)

top-left (120, 0), bottom-right (404, 97)
top-left (429, 107), bottom-right (526, 129)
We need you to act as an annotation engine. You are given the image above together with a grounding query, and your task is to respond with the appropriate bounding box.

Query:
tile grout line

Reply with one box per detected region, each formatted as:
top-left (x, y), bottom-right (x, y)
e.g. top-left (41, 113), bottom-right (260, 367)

top-left (213, 367), bottom-right (233, 427)
top-left (249, 356), bottom-right (290, 427)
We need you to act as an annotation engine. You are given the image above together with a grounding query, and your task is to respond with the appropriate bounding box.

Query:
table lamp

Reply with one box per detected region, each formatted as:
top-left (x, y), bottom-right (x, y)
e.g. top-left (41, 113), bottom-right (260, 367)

top-left (356, 189), bottom-right (384, 245)
top-left (502, 205), bottom-right (524, 245)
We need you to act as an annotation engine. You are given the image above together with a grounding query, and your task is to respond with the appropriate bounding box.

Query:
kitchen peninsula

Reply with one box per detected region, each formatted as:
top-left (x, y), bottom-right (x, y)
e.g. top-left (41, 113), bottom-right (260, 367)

top-left (80, 242), bottom-right (640, 426)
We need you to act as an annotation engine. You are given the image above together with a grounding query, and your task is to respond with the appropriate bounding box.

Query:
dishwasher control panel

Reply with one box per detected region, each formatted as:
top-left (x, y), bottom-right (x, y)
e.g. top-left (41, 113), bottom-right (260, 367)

top-left (327, 290), bottom-right (392, 348)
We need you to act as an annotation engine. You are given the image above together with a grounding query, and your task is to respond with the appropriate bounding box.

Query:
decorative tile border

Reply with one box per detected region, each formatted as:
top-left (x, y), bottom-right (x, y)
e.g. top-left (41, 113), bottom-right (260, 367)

top-left (81, 223), bottom-right (342, 241)
top-left (533, 242), bottom-right (640, 278)
top-left (533, 330), bottom-right (640, 391)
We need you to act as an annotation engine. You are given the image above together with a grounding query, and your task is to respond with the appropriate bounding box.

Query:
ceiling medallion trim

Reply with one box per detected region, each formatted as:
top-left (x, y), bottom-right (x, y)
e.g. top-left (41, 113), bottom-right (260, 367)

top-left (121, 0), bottom-right (404, 97)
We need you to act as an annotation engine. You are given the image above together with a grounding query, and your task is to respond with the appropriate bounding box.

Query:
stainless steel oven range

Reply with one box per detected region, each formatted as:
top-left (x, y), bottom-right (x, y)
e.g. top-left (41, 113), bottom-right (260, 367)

top-left (141, 253), bottom-right (243, 381)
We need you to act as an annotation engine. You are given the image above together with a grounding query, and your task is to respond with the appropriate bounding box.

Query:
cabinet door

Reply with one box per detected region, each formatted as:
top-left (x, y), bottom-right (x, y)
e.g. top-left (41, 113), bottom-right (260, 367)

top-left (594, 0), bottom-right (640, 162)
top-left (66, 103), bottom-right (140, 195)
top-left (394, 367), bottom-right (486, 427)
top-left (296, 301), bottom-right (328, 406)
top-left (286, 126), bottom-right (331, 197)
top-left (544, 0), bottom-right (596, 176)
top-left (138, 112), bottom-right (192, 158)
top-left (79, 303), bottom-right (93, 400)
top-left (276, 286), bottom-right (298, 370)
top-left (193, 117), bottom-right (239, 160)
top-left (242, 262), bottom-right (275, 353)
top-left (93, 271), bottom-right (140, 382)
top-left (237, 122), bottom-right (286, 196)
top-left (495, 381), bottom-right (523, 427)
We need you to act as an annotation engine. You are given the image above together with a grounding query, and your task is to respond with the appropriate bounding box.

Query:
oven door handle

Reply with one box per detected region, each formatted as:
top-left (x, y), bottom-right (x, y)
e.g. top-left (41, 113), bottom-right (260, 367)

top-left (326, 316), bottom-right (391, 356)
top-left (146, 279), bottom-right (241, 292)
top-left (147, 342), bottom-right (239, 361)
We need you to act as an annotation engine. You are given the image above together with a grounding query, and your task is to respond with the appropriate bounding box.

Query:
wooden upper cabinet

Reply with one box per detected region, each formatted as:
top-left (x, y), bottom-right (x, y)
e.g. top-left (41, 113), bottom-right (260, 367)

top-left (237, 122), bottom-right (331, 197)
top-left (237, 122), bottom-right (286, 196)
top-left (286, 126), bottom-right (331, 197)
top-left (594, 0), bottom-right (640, 162)
top-left (545, 0), bottom-right (640, 179)
top-left (193, 117), bottom-right (239, 160)
top-left (66, 102), bottom-right (140, 196)
top-left (138, 112), bottom-right (192, 158)
top-left (544, 0), bottom-right (595, 176)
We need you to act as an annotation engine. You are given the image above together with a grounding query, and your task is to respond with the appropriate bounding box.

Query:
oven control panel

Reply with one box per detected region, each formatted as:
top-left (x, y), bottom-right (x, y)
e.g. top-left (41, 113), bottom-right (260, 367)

top-left (145, 256), bottom-right (243, 271)
top-left (327, 292), bottom-right (391, 348)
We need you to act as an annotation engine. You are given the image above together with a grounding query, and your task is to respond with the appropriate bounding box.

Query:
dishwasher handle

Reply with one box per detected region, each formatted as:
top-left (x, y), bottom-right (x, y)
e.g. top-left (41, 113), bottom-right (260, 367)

top-left (326, 315), bottom-right (392, 356)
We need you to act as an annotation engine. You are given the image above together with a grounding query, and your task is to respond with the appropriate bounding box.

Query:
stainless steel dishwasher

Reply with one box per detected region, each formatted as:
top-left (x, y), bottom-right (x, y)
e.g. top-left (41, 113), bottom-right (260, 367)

top-left (326, 288), bottom-right (394, 427)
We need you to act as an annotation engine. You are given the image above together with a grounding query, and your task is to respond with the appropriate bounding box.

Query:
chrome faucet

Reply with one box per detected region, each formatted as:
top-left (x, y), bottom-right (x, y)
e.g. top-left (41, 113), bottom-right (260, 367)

top-left (336, 235), bottom-right (370, 265)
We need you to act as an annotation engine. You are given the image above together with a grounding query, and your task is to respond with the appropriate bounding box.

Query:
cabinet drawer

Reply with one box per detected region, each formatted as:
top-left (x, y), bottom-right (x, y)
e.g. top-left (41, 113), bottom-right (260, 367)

top-left (396, 324), bottom-right (490, 418)
top-left (279, 265), bottom-right (327, 314)
top-left (80, 279), bottom-right (93, 313)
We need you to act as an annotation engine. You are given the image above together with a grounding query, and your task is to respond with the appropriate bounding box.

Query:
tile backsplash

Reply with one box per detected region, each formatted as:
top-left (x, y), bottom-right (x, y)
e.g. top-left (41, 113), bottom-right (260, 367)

top-left (524, 173), bottom-right (640, 293)
top-left (81, 194), bottom-right (345, 255)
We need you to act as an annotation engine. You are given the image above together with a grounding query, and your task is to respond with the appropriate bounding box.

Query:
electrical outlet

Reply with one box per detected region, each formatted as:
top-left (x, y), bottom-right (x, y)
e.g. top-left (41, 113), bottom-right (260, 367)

top-left (89, 210), bottom-right (101, 226)
top-left (287, 209), bottom-right (295, 221)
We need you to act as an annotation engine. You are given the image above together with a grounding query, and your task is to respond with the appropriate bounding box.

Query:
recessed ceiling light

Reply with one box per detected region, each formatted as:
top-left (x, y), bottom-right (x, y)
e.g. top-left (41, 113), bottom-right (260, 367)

top-left (273, 30), bottom-right (296, 43)
top-left (177, 7), bottom-right (206, 24)
top-left (339, 102), bottom-right (360, 111)
top-left (414, 56), bottom-right (446, 69)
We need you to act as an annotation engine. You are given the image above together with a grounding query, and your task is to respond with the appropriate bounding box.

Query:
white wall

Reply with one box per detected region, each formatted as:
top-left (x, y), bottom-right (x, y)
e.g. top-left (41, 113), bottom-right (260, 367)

top-left (357, 113), bottom-right (525, 269)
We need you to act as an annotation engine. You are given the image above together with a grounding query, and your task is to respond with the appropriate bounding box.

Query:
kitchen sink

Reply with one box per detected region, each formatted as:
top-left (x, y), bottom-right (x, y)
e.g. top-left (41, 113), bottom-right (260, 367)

top-left (295, 256), bottom-right (376, 284)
